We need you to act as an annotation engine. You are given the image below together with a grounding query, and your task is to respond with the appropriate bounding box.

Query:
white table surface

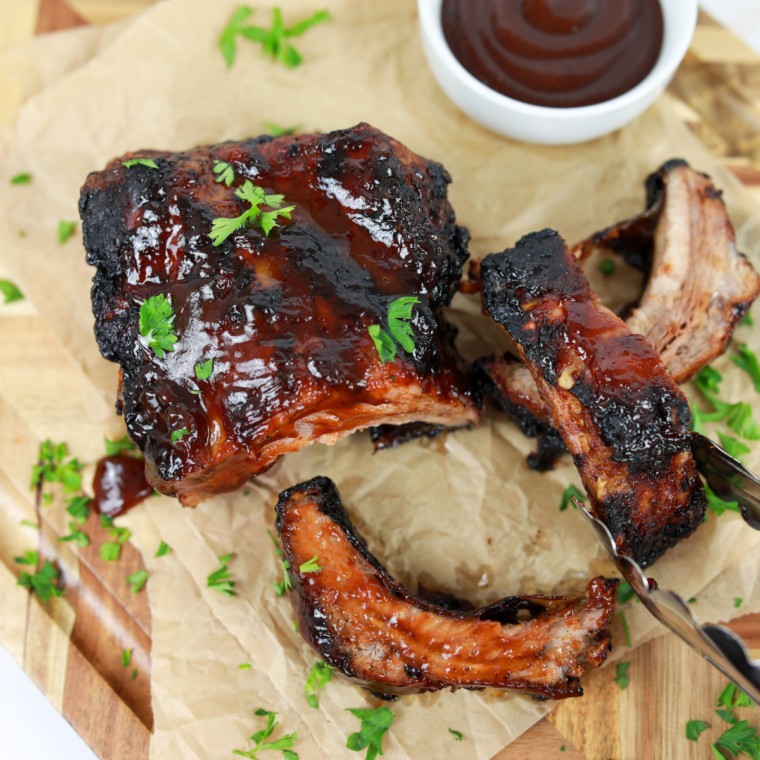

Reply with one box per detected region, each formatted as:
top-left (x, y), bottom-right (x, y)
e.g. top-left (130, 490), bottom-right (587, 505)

top-left (2, 2), bottom-right (760, 759)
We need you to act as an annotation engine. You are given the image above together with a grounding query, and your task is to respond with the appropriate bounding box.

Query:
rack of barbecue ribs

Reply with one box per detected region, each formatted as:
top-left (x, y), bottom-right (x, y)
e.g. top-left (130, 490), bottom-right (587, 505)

top-left (477, 160), bottom-right (760, 471)
top-left (276, 476), bottom-right (616, 699)
top-left (480, 229), bottom-right (708, 567)
top-left (80, 124), bottom-right (480, 506)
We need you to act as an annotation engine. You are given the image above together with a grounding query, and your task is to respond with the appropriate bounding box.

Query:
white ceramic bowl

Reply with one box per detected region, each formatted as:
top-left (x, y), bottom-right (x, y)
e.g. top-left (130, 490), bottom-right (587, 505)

top-left (418, 0), bottom-right (697, 145)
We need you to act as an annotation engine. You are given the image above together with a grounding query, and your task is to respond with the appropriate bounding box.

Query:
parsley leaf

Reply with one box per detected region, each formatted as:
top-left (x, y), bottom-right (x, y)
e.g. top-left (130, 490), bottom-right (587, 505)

top-left (368, 296), bottom-right (421, 363)
top-left (268, 529), bottom-right (293, 596)
top-left (619, 611), bottom-right (632, 647)
top-left (617, 580), bottom-right (635, 604)
top-left (716, 709), bottom-right (738, 724)
top-left (18, 560), bottom-right (65, 601)
top-left (11, 173), bottom-right (31, 185)
top-left (171, 427), bottom-right (190, 443)
top-left (718, 683), bottom-right (737, 708)
top-left (139, 294), bottom-right (178, 358)
top-left (741, 313), bottom-right (754, 327)
top-left (210, 180), bottom-right (294, 245)
top-left (156, 540), bottom-right (172, 557)
top-left (731, 344), bottom-right (760, 392)
top-left (100, 542), bottom-right (121, 561)
top-left (58, 521), bottom-right (90, 548)
top-left (213, 160), bottom-right (235, 187)
top-left (715, 720), bottom-right (760, 759)
top-left (58, 220), bottom-right (77, 244)
top-left (127, 569), bottom-right (149, 593)
top-left (30, 439), bottom-right (83, 494)
top-left (735, 689), bottom-right (754, 709)
top-left (704, 482), bottom-right (740, 517)
top-left (735, 597), bottom-right (744, 608)
top-left (718, 432), bottom-right (751, 462)
top-left (599, 259), bottom-right (616, 276)
top-left (346, 706), bottom-right (395, 760)
top-left (0, 280), bottom-right (23, 303)
top-left (449, 729), bottom-right (463, 741)
top-left (219, 5), bottom-right (255, 68)
top-left (208, 553), bottom-right (237, 596)
top-left (368, 324), bottom-right (396, 363)
top-left (614, 661), bottom-right (630, 691)
top-left (15, 550), bottom-right (39, 566)
top-left (100, 514), bottom-right (114, 529)
top-left (122, 649), bottom-right (132, 667)
top-left (104, 435), bottom-right (137, 457)
top-left (686, 720), bottom-right (709, 741)
top-left (19, 520), bottom-right (38, 529)
top-left (560, 484), bottom-right (585, 511)
top-left (299, 556), bottom-right (322, 573)
top-left (239, 663), bottom-right (252, 670)
top-left (122, 158), bottom-right (158, 169)
top-left (264, 122), bottom-right (301, 136)
top-left (195, 359), bottom-right (213, 380)
top-left (304, 661), bottom-right (333, 708)
top-left (233, 709), bottom-right (298, 758)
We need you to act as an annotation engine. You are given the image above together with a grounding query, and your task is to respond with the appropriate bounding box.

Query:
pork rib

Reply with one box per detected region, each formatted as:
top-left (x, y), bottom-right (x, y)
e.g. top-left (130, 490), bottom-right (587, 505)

top-left (81, 124), bottom-right (480, 506)
top-left (276, 476), bottom-right (616, 699)
top-left (481, 229), bottom-right (707, 567)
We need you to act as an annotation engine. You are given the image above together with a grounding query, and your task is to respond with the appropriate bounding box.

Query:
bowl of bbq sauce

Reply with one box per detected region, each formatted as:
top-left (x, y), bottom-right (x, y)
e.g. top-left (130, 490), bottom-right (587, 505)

top-left (418, 0), bottom-right (697, 144)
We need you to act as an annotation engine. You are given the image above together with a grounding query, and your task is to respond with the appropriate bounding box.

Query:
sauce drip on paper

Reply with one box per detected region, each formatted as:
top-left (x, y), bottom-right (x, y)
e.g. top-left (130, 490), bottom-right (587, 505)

top-left (93, 455), bottom-right (153, 517)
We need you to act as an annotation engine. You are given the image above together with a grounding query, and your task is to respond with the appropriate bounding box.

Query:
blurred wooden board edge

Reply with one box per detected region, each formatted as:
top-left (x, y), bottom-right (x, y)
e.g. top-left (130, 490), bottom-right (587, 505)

top-left (20, 1), bottom-right (760, 759)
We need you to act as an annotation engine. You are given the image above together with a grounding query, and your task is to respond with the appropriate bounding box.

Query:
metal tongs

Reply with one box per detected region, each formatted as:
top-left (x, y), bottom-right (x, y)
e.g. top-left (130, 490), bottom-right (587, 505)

top-left (572, 431), bottom-right (760, 702)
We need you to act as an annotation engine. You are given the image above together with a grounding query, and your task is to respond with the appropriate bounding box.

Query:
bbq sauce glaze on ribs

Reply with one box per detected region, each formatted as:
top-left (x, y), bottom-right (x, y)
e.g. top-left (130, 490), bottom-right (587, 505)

top-left (481, 229), bottom-right (707, 567)
top-left (276, 476), bottom-right (616, 699)
top-left (81, 124), bottom-right (480, 506)
top-left (478, 159), bottom-right (760, 471)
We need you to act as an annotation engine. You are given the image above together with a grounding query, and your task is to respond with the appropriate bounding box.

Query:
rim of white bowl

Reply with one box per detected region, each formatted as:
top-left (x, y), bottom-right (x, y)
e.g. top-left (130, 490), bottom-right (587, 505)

top-left (418, 0), bottom-right (698, 120)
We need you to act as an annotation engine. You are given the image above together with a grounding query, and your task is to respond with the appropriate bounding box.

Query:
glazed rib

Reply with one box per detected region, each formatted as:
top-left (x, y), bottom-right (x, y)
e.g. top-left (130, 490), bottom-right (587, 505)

top-left (276, 476), bottom-right (616, 699)
top-left (480, 160), bottom-right (760, 468)
top-left (81, 124), bottom-right (480, 506)
top-left (480, 229), bottom-right (707, 567)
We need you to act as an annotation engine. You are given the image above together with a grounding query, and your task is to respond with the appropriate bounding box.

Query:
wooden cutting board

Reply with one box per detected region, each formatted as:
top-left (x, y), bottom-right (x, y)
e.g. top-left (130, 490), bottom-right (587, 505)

top-left (0, 2), bottom-right (758, 759)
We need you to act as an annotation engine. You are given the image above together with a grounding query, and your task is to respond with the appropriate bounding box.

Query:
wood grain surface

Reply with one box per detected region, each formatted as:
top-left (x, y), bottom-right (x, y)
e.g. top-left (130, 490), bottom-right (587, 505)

top-left (0, 3), bottom-right (758, 760)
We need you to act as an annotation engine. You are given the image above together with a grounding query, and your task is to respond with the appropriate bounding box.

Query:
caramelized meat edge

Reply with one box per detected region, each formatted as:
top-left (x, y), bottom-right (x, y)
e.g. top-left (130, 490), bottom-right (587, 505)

top-left (276, 476), bottom-right (616, 699)
top-left (479, 159), bottom-right (760, 469)
top-left (480, 229), bottom-right (707, 567)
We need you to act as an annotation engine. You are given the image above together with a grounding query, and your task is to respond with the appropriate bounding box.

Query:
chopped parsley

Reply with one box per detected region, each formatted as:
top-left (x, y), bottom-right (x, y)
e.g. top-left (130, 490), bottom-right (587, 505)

top-left (299, 556), bottom-right (322, 573)
top-left (42, 494), bottom-right (52, 506)
top-left (614, 661), bottom-right (630, 691)
top-left (195, 359), bottom-right (213, 380)
top-left (30, 439), bottom-right (83, 494)
top-left (704, 483), bottom-right (740, 517)
top-left (718, 681), bottom-right (754, 710)
top-left (560, 484), bottom-right (585, 511)
top-left (619, 611), bottom-right (632, 647)
top-left (292, 621), bottom-right (299, 633)
top-left (716, 708), bottom-right (738, 725)
top-left (368, 296), bottom-right (421, 364)
top-left (99, 524), bottom-right (131, 561)
top-left (239, 663), bottom-right (252, 670)
top-left (617, 580), bottom-right (635, 604)
top-left (105, 435), bottom-right (137, 457)
top-left (686, 720), bottom-right (709, 741)
top-left (208, 553), bottom-right (237, 596)
top-left (156, 540), bottom-right (172, 557)
top-left (264, 122), bottom-right (301, 136)
top-left (734, 597), bottom-right (744, 608)
top-left (132, 669), bottom-right (137, 679)
top-left (122, 158), bottom-right (158, 169)
top-left (731, 344), bottom-right (760, 392)
top-left (449, 729), bottom-right (463, 741)
top-left (122, 649), bottom-right (132, 667)
top-left (233, 708), bottom-right (298, 759)
top-left (19, 519), bottom-right (38, 529)
top-left (58, 220), bottom-right (76, 244)
top-left (713, 720), bottom-right (760, 758)
top-left (692, 367), bottom-right (760, 440)
top-left (100, 514), bottom-right (114, 529)
top-left (58, 521), bottom-right (90, 548)
top-left (0, 280), bottom-right (23, 303)
top-left (100, 542), bottom-right (121, 561)
top-left (213, 160), bottom-right (235, 187)
top-left (65, 495), bottom-right (90, 525)
top-left (304, 661), bottom-right (333, 708)
top-left (17, 559), bottom-right (64, 601)
top-left (718, 432), bottom-right (750, 463)
top-left (209, 180), bottom-right (295, 245)
top-left (127, 569), bottom-right (149, 593)
top-left (171, 428), bottom-right (190, 443)
top-left (599, 259), bottom-right (616, 276)
top-left (346, 706), bottom-right (394, 760)
top-left (268, 529), bottom-right (293, 596)
top-left (139, 294), bottom-right (178, 358)
top-left (15, 550), bottom-right (39, 566)
top-left (11, 173), bottom-right (31, 185)
top-left (741, 313), bottom-right (754, 327)
top-left (219, 5), bottom-right (331, 69)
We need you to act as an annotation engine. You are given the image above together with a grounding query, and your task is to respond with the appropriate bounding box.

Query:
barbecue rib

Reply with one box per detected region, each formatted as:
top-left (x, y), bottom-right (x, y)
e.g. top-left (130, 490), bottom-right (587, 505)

top-left (276, 476), bottom-right (616, 699)
top-left (81, 124), bottom-right (480, 506)
top-left (480, 229), bottom-right (707, 567)
top-left (479, 160), bottom-right (760, 469)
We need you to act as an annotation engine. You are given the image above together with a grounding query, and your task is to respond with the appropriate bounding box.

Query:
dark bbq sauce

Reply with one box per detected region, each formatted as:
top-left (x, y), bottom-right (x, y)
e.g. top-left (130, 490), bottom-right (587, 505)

top-left (442, 0), bottom-right (664, 108)
top-left (93, 455), bottom-right (153, 518)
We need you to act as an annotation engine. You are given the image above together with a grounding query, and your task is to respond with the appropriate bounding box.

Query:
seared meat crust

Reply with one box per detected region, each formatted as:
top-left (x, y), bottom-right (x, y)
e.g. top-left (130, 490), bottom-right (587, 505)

top-left (481, 229), bottom-right (707, 567)
top-left (276, 476), bottom-right (616, 699)
top-left (81, 124), bottom-right (480, 505)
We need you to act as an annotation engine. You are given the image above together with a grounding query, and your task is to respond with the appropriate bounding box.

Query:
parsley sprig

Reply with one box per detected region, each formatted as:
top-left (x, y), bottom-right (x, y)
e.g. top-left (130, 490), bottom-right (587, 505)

top-left (304, 661), bottom-right (333, 709)
top-left (208, 553), bottom-right (237, 596)
top-left (346, 706), bottom-right (395, 760)
top-left (123, 158), bottom-right (158, 169)
top-left (233, 708), bottom-right (298, 759)
top-left (139, 294), bottom-right (178, 358)
top-left (210, 180), bottom-right (295, 246)
top-left (368, 296), bottom-right (421, 364)
top-left (16, 556), bottom-right (65, 602)
top-left (31, 439), bottom-right (83, 494)
top-left (691, 366), bottom-right (760, 440)
top-left (559, 484), bottom-right (585, 512)
top-left (268, 530), bottom-right (293, 596)
top-left (220, 6), bottom-right (331, 69)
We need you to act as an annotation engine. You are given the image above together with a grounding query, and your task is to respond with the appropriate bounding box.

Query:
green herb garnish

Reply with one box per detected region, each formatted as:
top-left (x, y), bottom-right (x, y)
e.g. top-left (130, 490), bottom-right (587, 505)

top-left (239, 663), bottom-right (252, 670)
top-left (614, 661), bottom-right (630, 691)
top-left (122, 158), bottom-right (158, 169)
top-left (11, 173), bottom-right (31, 185)
top-left (560, 484), bottom-right (585, 512)
top-left (17, 560), bottom-right (64, 601)
top-left (19, 520), bottom-right (38, 529)
top-left (714, 720), bottom-right (760, 758)
top-left (100, 543), bottom-right (121, 561)
top-left (264, 122), bottom-right (301, 136)
top-left (368, 296), bottom-right (421, 364)
top-left (735, 597), bottom-right (744, 608)
top-left (718, 432), bottom-right (751, 462)
top-left (156, 541), bottom-right (172, 557)
top-left (299, 556), bottom-right (321, 574)
top-left (617, 580), bottom-right (635, 604)
top-left (346, 706), bottom-right (395, 760)
top-left (233, 708), bottom-right (298, 758)
top-left (208, 553), bottom-right (237, 596)
top-left (686, 720), bottom-right (709, 741)
top-left (105, 435), bottom-right (137, 457)
top-left (139, 294), bottom-right (178, 358)
top-left (0, 280), bottom-right (23, 303)
top-left (210, 180), bottom-right (295, 245)
top-left (58, 521), bottom-right (90, 548)
top-left (449, 729), bottom-right (463, 741)
top-left (30, 440), bottom-right (83, 494)
top-left (731, 344), bottom-right (760, 392)
top-left (599, 259), bottom-right (616, 276)
top-left (741, 313), bottom-right (754, 327)
top-left (304, 661), bottom-right (333, 708)
top-left (213, 160), bottom-right (235, 187)
top-left (127, 569), bottom-right (149, 593)
top-left (58, 220), bottom-right (77, 244)
top-left (619, 611), bottom-right (632, 647)
top-left (15, 550), bottom-right (39, 566)
top-left (171, 428), bottom-right (190, 443)
top-left (704, 482), bottom-right (740, 517)
top-left (268, 529), bottom-right (293, 596)
top-left (195, 359), bottom-right (213, 380)
top-left (122, 649), bottom-right (132, 667)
